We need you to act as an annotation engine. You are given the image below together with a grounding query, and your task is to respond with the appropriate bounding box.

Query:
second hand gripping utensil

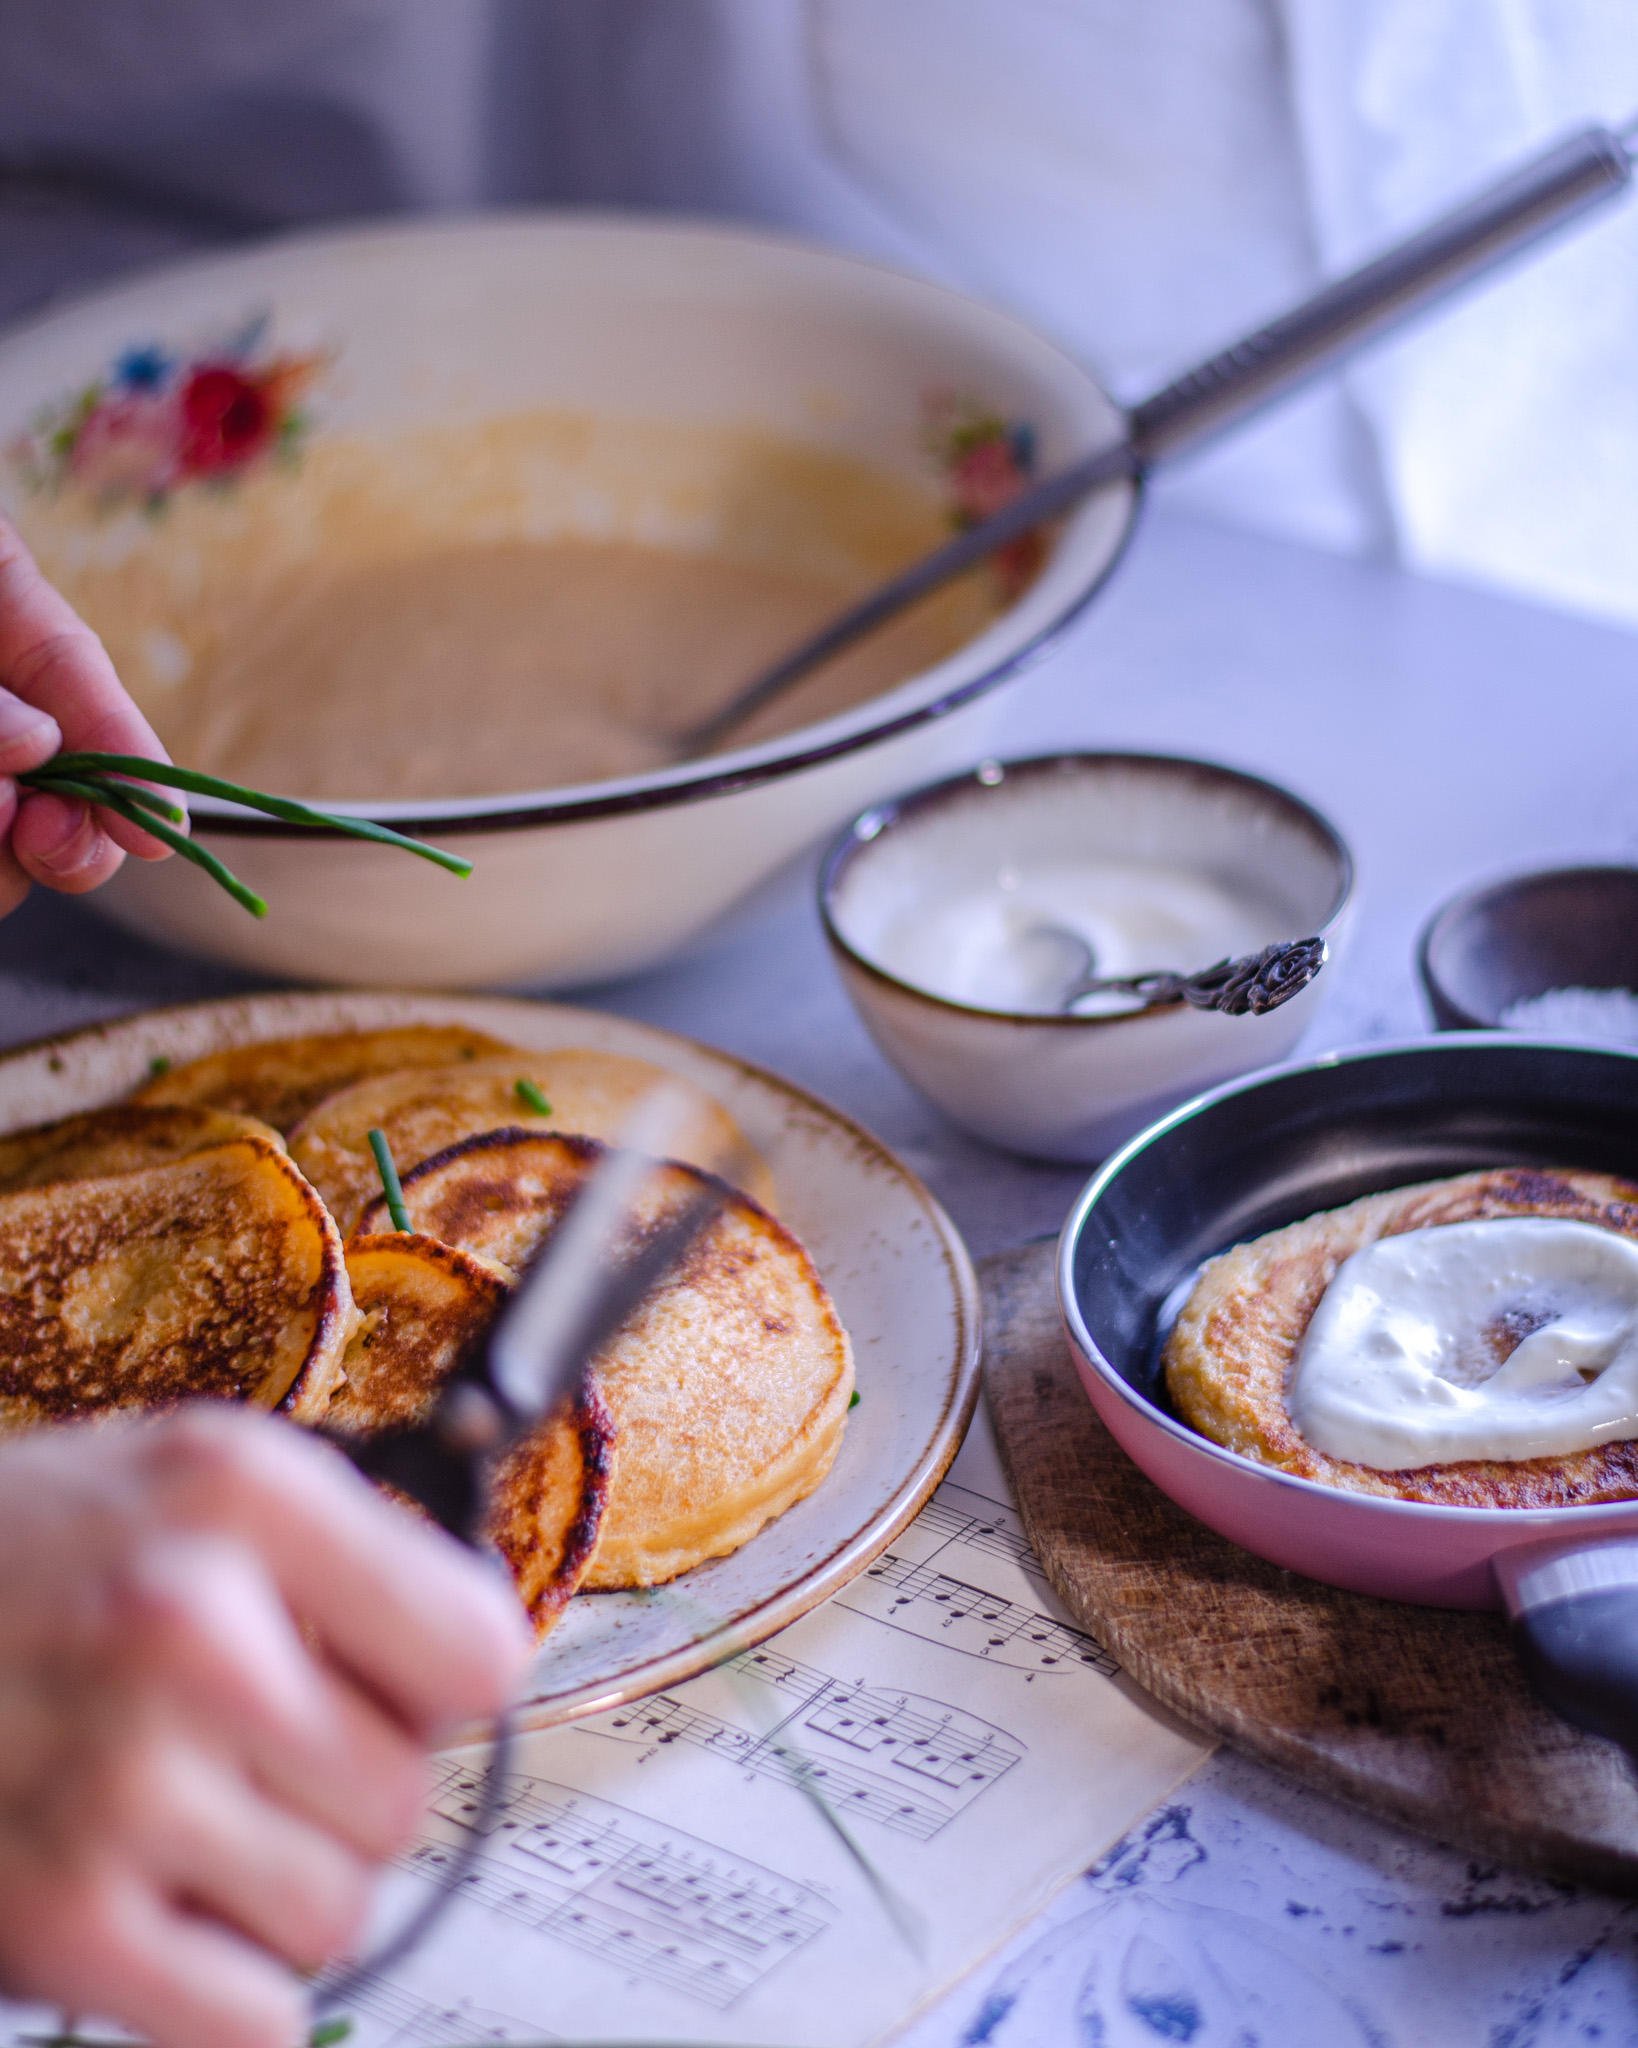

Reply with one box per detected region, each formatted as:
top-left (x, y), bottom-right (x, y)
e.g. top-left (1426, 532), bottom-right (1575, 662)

top-left (315, 1088), bottom-right (732, 2013)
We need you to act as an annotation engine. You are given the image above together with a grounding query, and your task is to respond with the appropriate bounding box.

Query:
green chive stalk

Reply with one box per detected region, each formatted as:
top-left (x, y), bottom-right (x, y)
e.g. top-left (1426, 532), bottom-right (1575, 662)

top-left (368, 1128), bottom-right (413, 1233)
top-left (16, 751), bottom-right (472, 919)
top-left (22, 2029), bottom-right (355, 2048)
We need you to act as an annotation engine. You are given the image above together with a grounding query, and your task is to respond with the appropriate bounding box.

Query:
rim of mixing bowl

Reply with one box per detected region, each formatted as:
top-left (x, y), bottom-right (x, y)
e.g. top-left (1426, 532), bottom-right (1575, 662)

top-left (2, 213), bottom-right (1146, 839)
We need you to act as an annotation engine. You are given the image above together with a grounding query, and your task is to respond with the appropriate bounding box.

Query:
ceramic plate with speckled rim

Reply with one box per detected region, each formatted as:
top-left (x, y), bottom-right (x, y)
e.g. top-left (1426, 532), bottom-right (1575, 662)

top-left (0, 990), bottom-right (981, 1728)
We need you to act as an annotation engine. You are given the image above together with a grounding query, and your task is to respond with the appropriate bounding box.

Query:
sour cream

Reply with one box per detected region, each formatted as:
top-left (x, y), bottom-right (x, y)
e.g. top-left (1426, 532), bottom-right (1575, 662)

top-left (867, 859), bottom-right (1284, 1014)
top-left (1289, 1219), bottom-right (1638, 1470)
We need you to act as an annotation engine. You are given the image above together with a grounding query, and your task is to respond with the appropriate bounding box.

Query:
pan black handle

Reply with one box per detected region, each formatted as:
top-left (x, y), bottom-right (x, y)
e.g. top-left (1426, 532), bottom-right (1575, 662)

top-left (1129, 123), bottom-right (1633, 469)
top-left (1496, 1540), bottom-right (1638, 1758)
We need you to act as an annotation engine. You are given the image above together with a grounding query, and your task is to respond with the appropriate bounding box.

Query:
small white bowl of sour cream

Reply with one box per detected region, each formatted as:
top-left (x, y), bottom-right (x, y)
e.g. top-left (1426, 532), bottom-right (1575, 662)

top-left (819, 752), bottom-right (1354, 1161)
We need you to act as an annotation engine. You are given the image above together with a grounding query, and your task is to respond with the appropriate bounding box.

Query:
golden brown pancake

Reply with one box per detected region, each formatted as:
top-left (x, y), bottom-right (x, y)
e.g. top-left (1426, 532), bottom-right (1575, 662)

top-left (329, 1230), bottom-right (608, 1635)
top-left (357, 1127), bottom-right (601, 1270)
top-left (485, 1392), bottom-right (615, 1637)
top-left (0, 1103), bottom-right (280, 1194)
top-left (1165, 1165), bottom-right (1638, 1507)
top-left (0, 1136), bottom-right (350, 1430)
top-left (331, 1231), bottom-right (510, 1434)
top-left (360, 1129), bottom-right (853, 1584)
top-left (130, 1024), bottom-right (514, 1133)
top-left (290, 1048), bottom-right (771, 1237)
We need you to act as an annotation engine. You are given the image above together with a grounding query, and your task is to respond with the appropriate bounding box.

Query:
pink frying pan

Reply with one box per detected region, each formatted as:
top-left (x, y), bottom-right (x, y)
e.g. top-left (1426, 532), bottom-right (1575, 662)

top-left (1058, 1036), bottom-right (1638, 1753)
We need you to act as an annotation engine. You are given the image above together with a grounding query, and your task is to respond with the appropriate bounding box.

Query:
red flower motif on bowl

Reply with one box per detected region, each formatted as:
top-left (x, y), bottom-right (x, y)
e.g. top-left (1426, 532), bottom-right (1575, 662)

top-left (178, 364), bottom-right (275, 476)
top-left (923, 392), bottom-right (1045, 602)
top-left (8, 319), bottom-right (325, 511)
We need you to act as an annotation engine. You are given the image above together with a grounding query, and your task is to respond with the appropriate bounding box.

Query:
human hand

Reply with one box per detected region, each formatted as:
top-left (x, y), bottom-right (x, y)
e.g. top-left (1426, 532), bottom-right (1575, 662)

top-left (0, 1405), bottom-right (530, 2048)
top-left (0, 510), bottom-right (175, 916)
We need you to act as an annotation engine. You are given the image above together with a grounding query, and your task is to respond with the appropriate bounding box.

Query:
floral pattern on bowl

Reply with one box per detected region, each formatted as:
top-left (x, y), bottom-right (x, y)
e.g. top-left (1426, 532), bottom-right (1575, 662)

top-left (8, 315), bottom-right (325, 512)
top-left (923, 392), bottom-right (1043, 601)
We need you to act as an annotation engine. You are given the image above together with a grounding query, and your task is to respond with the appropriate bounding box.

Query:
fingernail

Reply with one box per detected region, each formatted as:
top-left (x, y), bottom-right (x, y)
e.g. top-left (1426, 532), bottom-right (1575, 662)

top-left (31, 801), bottom-right (98, 875)
top-left (0, 693), bottom-right (60, 771)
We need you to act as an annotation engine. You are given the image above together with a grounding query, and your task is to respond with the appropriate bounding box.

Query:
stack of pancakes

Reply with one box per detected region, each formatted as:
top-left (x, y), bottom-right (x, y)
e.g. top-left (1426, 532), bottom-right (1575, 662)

top-left (0, 1025), bottom-right (854, 1634)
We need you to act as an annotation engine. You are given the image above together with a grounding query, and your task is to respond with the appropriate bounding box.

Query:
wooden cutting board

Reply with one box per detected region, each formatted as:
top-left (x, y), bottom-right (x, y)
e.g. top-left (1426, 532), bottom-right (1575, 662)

top-left (980, 1237), bottom-right (1638, 1893)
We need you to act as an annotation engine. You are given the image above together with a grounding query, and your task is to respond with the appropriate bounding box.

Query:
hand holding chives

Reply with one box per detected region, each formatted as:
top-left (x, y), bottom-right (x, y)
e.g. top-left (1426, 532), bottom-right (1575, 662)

top-left (18, 754), bottom-right (473, 918)
top-left (0, 511), bottom-right (472, 919)
top-left (0, 510), bottom-right (175, 916)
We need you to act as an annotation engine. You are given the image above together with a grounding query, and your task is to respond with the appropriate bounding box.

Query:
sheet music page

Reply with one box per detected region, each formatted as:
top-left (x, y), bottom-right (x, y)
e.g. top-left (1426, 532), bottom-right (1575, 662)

top-left (331, 1405), bottom-right (1208, 2047)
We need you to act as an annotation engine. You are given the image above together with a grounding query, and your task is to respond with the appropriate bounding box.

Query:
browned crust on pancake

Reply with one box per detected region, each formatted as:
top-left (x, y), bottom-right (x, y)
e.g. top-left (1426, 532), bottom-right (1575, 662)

top-left (358, 1127), bottom-right (853, 1585)
top-left (289, 1048), bottom-right (774, 1235)
top-left (130, 1025), bottom-right (514, 1133)
top-left (331, 1233), bottom-right (510, 1434)
top-left (354, 1127), bottom-right (604, 1270)
top-left (0, 1136), bottom-right (350, 1429)
top-left (1164, 1166), bottom-right (1638, 1507)
top-left (327, 1226), bottom-right (607, 1635)
top-left (0, 1104), bottom-right (281, 1194)
top-left (486, 1383), bottom-right (615, 1636)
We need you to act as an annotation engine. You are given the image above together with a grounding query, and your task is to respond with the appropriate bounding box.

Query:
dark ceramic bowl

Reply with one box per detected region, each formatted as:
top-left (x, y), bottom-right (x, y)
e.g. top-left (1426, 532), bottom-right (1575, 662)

top-left (1418, 865), bottom-right (1638, 1031)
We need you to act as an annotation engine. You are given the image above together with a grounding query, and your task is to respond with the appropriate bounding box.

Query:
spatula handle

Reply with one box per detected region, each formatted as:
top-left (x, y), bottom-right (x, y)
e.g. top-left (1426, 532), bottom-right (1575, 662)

top-left (1497, 1539), bottom-right (1638, 1758)
top-left (1130, 124), bottom-right (1633, 467)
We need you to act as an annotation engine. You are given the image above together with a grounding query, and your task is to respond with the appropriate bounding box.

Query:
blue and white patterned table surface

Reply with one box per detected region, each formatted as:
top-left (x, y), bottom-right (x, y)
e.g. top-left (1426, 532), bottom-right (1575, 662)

top-left (6, 200), bottom-right (1638, 2046)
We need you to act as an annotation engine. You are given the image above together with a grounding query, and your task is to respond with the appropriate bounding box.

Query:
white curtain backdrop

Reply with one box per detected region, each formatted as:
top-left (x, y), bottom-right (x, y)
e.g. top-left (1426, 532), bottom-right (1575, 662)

top-left (4, 0), bottom-right (1635, 628)
top-left (1282, 0), bottom-right (1638, 628)
top-left (520, 0), bottom-right (1638, 631)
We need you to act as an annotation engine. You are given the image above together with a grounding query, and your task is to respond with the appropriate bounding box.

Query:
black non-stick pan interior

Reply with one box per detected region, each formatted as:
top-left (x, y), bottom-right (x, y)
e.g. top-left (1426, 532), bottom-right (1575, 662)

top-left (1066, 1039), bottom-right (1638, 1411)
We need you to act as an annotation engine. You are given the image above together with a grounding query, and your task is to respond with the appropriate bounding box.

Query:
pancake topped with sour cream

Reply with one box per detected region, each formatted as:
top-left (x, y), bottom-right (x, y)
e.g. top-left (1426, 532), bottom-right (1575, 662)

top-left (1163, 1166), bottom-right (1638, 1508)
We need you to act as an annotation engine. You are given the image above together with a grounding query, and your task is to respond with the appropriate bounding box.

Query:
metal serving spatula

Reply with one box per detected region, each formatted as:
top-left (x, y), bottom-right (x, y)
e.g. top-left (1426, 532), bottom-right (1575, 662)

top-left (314, 1093), bottom-right (732, 2013)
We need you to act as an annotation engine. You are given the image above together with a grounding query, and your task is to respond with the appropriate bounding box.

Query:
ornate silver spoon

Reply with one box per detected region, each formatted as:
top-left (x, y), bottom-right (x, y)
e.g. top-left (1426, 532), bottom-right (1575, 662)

top-left (1028, 927), bottom-right (1329, 1016)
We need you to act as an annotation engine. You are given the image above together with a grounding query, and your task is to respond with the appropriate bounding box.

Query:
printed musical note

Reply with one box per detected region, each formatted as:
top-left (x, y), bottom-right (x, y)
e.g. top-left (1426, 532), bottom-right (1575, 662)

top-left (834, 1480), bottom-right (1120, 1677)
top-left (395, 1772), bottom-right (831, 2009)
top-left (912, 1488), bottom-right (1049, 1578)
top-left (313, 1980), bottom-right (536, 2048)
top-left (841, 1552), bottom-right (1117, 1675)
top-left (583, 1645), bottom-right (1023, 1840)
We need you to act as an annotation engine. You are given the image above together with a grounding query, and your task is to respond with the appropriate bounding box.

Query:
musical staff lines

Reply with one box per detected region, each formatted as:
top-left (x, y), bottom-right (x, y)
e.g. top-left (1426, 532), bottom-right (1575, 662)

top-left (315, 1981), bottom-right (538, 2048)
top-left (834, 1480), bottom-right (1120, 1677)
top-left (583, 1642), bottom-right (1022, 1840)
top-left (841, 1552), bottom-right (1118, 1675)
top-left (913, 1486), bottom-right (1048, 1578)
top-left (392, 1767), bottom-right (830, 2010)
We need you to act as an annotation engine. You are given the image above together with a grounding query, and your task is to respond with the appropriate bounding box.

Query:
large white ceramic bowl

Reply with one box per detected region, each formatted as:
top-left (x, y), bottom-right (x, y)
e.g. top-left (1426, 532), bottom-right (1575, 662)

top-left (0, 214), bottom-right (1136, 987)
top-left (820, 752), bottom-right (1354, 1162)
